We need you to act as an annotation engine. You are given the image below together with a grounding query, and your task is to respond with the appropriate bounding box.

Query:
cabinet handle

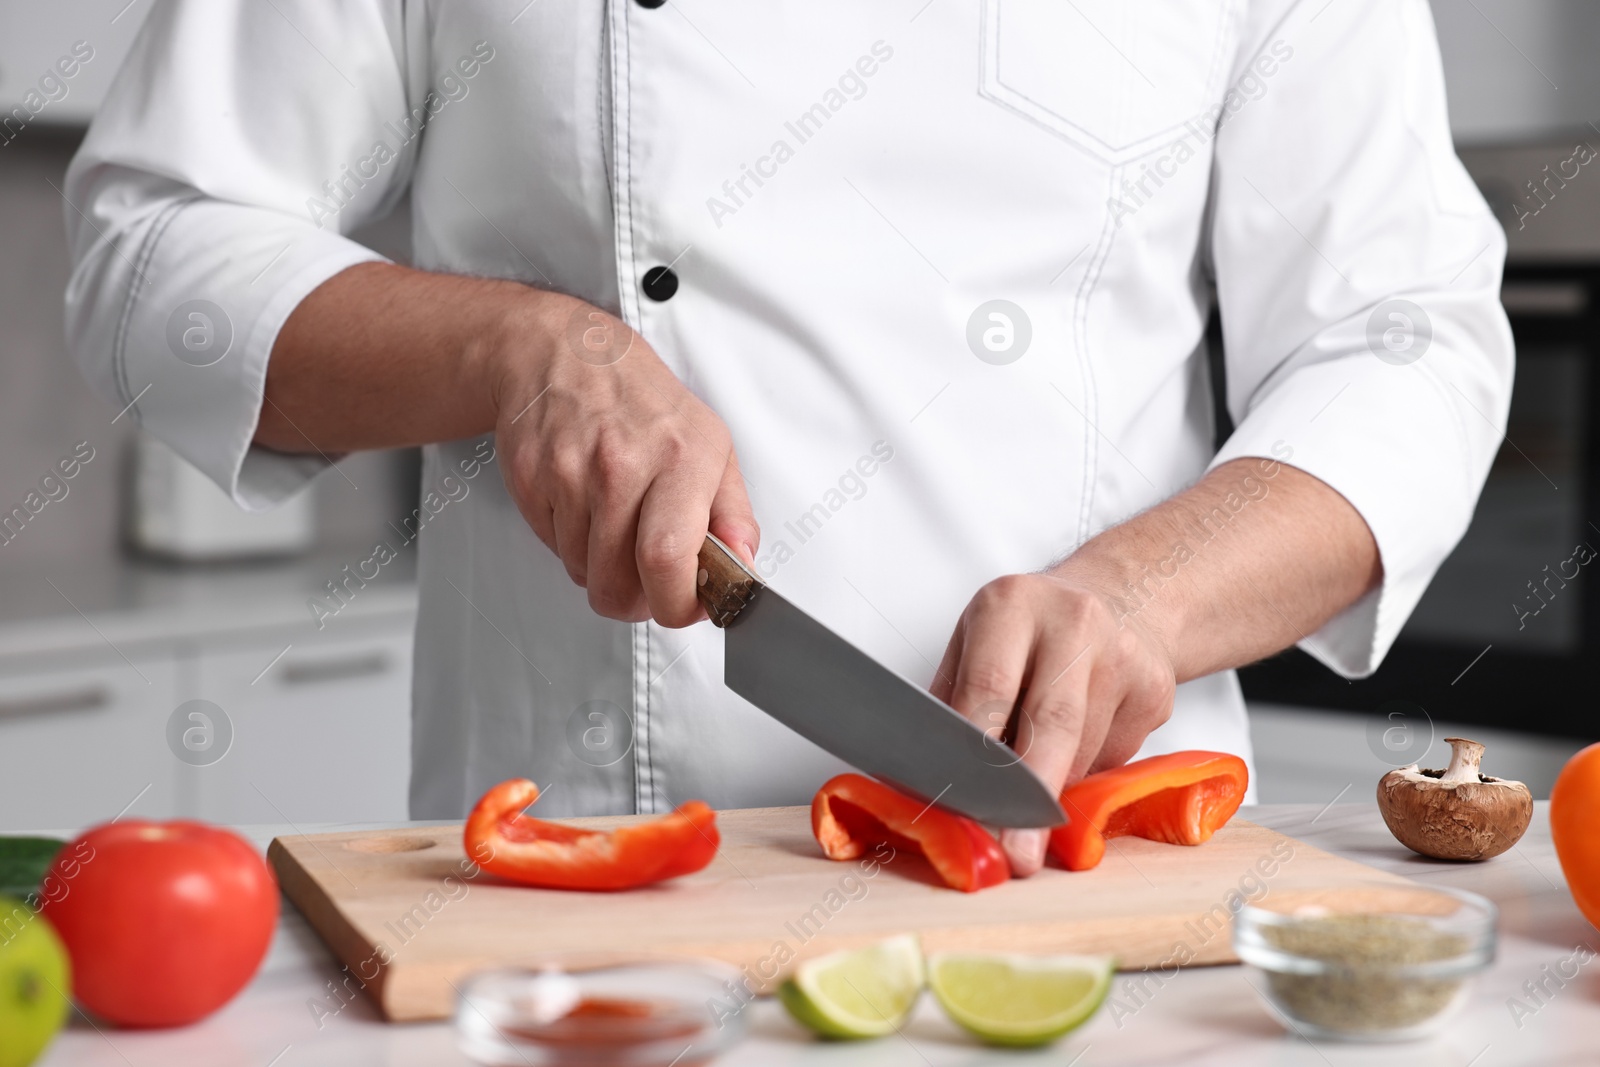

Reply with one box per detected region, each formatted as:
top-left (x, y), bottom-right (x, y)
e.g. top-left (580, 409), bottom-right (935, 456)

top-left (1500, 281), bottom-right (1588, 317)
top-left (280, 652), bottom-right (391, 686)
top-left (0, 685), bottom-right (112, 719)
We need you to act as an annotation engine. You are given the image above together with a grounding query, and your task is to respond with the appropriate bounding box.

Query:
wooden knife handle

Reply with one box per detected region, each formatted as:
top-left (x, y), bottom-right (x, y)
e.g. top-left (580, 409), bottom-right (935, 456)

top-left (697, 534), bottom-right (763, 628)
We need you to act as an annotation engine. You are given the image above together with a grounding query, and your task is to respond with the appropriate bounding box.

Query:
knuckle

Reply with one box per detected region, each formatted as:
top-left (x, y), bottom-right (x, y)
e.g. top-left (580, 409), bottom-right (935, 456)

top-left (957, 661), bottom-right (1016, 701)
top-left (657, 432), bottom-right (694, 466)
top-left (637, 535), bottom-right (689, 580)
top-left (974, 573), bottom-right (1039, 615)
top-left (1052, 582), bottom-right (1100, 615)
top-left (1026, 697), bottom-right (1084, 735)
top-left (545, 447), bottom-right (587, 490)
top-left (1111, 622), bottom-right (1145, 660)
top-left (593, 436), bottom-right (640, 487)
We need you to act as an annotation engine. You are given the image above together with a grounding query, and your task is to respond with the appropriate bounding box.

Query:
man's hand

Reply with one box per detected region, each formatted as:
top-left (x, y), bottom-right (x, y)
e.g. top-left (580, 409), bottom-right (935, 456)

top-left (261, 264), bottom-right (758, 627)
top-left (931, 570), bottom-right (1177, 877)
top-left (932, 457), bottom-right (1382, 877)
top-left (485, 295), bottom-right (759, 626)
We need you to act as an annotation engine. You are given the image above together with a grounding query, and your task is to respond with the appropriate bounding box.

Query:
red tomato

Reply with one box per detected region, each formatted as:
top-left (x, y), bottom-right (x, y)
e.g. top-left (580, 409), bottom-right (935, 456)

top-left (38, 820), bottom-right (277, 1027)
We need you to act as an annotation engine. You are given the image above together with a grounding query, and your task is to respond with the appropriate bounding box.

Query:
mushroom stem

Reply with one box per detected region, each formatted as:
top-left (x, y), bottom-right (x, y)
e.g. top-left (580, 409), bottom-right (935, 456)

top-left (1439, 737), bottom-right (1486, 786)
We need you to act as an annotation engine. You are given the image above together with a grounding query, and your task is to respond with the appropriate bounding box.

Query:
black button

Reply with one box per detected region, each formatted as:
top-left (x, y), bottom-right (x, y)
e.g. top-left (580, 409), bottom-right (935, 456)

top-left (641, 266), bottom-right (679, 302)
top-left (636, 0), bottom-right (667, 8)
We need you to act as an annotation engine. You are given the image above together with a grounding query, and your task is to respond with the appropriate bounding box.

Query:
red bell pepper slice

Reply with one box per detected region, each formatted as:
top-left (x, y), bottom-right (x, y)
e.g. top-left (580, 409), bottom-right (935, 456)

top-left (463, 779), bottom-right (719, 891)
top-left (1049, 751), bottom-right (1248, 871)
top-left (812, 773), bottom-right (1009, 892)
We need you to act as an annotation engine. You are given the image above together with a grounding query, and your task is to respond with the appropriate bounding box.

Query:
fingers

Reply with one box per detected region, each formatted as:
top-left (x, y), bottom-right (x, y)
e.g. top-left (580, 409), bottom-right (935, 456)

top-left (707, 451), bottom-right (759, 565)
top-left (1001, 660), bottom-right (1094, 877)
top-left (947, 581), bottom-right (1038, 781)
top-left (946, 585), bottom-right (1032, 724)
top-left (946, 589), bottom-right (1047, 880)
top-left (1087, 664), bottom-right (1175, 775)
top-left (929, 617), bottom-right (965, 705)
top-left (946, 576), bottom-right (1174, 879)
top-left (636, 459), bottom-right (719, 628)
top-left (494, 313), bottom-right (762, 628)
top-left (510, 483), bottom-right (558, 558)
top-left (1062, 649), bottom-right (1117, 783)
top-left (551, 483), bottom-right (592, 589)
top-left (587, 487), bottom-right (649, 622)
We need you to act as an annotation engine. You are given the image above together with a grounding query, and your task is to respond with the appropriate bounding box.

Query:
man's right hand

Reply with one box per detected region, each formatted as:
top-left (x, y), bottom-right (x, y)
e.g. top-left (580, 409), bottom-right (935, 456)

top-left (484, 293), bottom-right (760, 627)
top-left (261, 264), bottom-right (755, 628)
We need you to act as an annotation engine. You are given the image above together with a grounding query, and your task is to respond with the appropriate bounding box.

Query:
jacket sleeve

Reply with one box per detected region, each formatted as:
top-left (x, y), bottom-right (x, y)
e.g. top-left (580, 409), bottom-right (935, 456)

top-left (63, 0), bottom-right (414, 509)
top-left (1206, 0), bottom-right (1514, 677)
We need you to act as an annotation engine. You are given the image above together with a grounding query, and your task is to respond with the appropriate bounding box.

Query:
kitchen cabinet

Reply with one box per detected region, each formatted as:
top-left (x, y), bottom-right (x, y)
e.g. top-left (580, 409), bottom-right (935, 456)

top-left (0, 552), bottom-right (418, 831)
top-left (182, 628), bottom-right (413, 825)
top-left (0, 654), bottom-right (179, 830)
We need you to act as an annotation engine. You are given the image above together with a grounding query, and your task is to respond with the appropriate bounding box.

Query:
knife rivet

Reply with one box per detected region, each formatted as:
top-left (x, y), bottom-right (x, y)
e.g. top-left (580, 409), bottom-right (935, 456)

top-left (697, 567), bottom-right (709, 586)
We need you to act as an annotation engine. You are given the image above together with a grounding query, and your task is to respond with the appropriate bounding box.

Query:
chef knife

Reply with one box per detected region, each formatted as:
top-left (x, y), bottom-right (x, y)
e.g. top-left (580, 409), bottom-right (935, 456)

top-left (695, 534), bottom-right (1066, 828)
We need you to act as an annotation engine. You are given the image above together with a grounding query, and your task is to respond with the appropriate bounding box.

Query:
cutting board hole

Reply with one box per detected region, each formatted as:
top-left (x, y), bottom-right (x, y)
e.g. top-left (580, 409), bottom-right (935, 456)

top-left (344, 837), bottom-right (438, 854)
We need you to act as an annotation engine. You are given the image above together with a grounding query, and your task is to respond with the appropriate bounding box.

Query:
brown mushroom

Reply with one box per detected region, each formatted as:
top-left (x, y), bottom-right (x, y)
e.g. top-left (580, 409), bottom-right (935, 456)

top-left (1376, 737), bottom-right (1532, 861)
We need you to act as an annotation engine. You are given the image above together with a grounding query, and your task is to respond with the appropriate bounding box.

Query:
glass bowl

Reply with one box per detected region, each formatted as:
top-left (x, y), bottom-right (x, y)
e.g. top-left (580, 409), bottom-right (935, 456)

top-left (1233, 881), bottom-right (1496, 1042)
top-left (454, 956), bottom-right (749, 1066)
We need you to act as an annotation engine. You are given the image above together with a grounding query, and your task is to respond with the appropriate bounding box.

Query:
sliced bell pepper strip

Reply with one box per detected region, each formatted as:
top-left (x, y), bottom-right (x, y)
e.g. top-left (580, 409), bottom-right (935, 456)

top-left (812, 773), bottom-right (1009, 893)
top-left (463, 779), bottom-right (719, 891)
top-left (1049, 751), bottom-right (1248, 872)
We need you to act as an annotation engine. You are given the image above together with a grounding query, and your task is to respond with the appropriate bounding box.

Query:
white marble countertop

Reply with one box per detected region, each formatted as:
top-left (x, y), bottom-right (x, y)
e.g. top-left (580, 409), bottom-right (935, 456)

top-left (33, 802), bottom-right (1596, 1066)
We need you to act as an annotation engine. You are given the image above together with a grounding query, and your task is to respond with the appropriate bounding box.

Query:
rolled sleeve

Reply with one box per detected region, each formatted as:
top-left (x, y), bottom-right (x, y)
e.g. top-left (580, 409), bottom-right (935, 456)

top-left (63, 0), bottom-right (412, 509)
top-left (1207, 0), bottom-right (1514, 677)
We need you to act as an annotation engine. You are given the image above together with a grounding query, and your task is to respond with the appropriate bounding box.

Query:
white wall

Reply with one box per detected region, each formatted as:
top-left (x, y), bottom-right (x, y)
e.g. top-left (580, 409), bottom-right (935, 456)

top-left (1430, 0), bottom-right (1600, 143)
top-left (0, 0), bottom-right (151, 127)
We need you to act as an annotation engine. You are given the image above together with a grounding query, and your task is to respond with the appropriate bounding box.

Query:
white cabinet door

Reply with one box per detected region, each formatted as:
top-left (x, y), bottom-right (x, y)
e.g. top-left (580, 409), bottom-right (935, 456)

top-left (184, 626), bottom-right (413, 825)
top-left (0, 656), bottom-right (179, 831)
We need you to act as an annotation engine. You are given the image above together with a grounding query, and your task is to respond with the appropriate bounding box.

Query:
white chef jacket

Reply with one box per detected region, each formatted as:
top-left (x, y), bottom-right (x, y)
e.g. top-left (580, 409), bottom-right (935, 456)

top-left (64, 0), bottom-right (1512, 819)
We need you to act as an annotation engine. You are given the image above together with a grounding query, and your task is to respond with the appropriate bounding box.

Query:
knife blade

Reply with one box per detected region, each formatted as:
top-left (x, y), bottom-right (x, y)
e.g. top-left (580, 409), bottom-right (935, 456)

top-left (695, 534), bottom-right (1066, 828)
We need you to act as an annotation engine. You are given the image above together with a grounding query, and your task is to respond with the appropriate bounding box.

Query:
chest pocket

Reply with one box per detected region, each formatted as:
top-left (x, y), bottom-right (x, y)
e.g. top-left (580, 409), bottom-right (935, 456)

top-left (979, 0), bottom-right (1237, 166)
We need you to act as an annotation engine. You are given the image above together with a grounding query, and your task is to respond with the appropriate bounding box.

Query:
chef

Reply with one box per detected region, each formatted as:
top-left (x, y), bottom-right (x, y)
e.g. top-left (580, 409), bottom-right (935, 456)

top-left (64, 0), bottom-right (1511, 875)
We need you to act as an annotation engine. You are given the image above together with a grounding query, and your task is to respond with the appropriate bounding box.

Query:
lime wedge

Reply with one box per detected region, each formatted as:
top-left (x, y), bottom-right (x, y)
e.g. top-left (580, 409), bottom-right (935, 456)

top-left (927, 951), bottom-right (1114, 1047)
top-left (778, 935), bottom-right (925, 1039)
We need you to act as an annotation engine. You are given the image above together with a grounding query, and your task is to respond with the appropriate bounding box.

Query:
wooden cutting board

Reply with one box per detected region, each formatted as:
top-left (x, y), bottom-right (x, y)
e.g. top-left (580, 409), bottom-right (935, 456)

top-left (269, 806), bottom-right (1409, 1022)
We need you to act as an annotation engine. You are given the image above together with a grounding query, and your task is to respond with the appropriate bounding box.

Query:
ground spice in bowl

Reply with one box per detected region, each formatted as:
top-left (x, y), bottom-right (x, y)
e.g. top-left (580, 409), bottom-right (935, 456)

top-left (1233, 883), bottom-right (1497, 1041)
top-left (1261, 914), bottom-right (1470, 1034)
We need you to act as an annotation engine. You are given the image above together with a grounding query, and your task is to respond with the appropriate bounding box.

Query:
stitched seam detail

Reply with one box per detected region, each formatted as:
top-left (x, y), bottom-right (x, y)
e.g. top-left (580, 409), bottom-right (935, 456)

top-left (1071, 167), bottom-right (1123, 543)
top-left (608, 0), bottom-right (638, 325)
top-left (633, 622), bottom-right (652, 814)
top-left (623, 7), bottom-right (638, 325)
top-left (598, 9), bottom-right (613, 206)
top-left (1200, 0), bottom-right (1244, 102)
top-left (643, 625), bottom-right (655, 813)
top-left (110, 196), bottom-right (194, 415)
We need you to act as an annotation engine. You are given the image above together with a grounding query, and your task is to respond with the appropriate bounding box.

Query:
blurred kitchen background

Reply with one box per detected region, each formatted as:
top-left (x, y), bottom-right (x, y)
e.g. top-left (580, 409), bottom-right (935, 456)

top-left (0, 0), bottom-right (1596, 830)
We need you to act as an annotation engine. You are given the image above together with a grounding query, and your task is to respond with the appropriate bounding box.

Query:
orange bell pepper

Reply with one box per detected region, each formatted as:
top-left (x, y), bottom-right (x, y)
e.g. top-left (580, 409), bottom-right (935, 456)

top-left (1551, 742), bottom-right (1600, 931)
top-left (463, 779), bottom-right (719, 891)
top-left (812, 773), bottom-right (1009, 892)
top-left (1049, 751), bottom-right (1248, 871)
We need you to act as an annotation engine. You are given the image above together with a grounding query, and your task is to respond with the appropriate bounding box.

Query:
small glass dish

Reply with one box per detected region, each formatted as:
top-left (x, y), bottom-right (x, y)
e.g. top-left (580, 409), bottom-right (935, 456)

top-left (1233, 882), bottom-right (1496, 1042)
top-left (454, 956), bottom-right (749, 1066)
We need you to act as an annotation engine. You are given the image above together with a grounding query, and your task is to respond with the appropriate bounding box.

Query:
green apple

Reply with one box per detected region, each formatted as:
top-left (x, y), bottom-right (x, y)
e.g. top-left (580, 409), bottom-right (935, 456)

top-left (0, 898), bottom-right (70, 1067)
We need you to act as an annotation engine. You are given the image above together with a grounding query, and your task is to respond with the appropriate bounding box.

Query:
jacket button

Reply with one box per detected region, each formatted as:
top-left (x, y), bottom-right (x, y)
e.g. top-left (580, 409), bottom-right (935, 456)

top-left (636, 0), bottom-right (667, 8)
top-left (641, 266), bottom-right (679, 302)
